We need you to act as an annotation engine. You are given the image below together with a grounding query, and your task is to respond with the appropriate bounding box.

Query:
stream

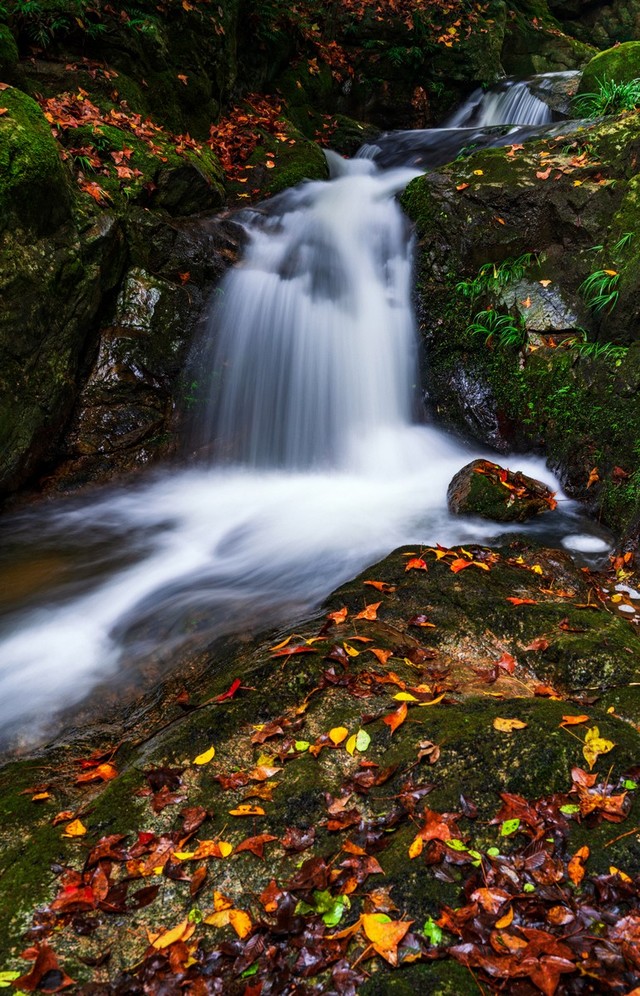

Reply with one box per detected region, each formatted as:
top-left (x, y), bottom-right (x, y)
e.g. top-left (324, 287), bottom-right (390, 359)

top-left (0, 74), bottom-right (610, 746)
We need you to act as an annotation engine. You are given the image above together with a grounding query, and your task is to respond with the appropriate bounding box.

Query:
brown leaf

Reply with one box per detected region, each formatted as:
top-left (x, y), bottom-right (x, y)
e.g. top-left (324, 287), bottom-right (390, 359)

top-left (13, 943), bottom-right (75, 992)
top-left (493, 717), bottom-right (527, 732)
top-left (382, 701), bottom-right (407, 734)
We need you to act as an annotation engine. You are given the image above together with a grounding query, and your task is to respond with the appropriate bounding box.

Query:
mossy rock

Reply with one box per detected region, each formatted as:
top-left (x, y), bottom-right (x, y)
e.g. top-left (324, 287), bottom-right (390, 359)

top-left (228, 120), bottom-right (329, 200)
top-left (447, 459), bottom-right (557, 523)
top-left (0, 23), bottom-right (19, 81)
top-left (578, 41), bottom-right (640, 96)
top-left (0, 86), bottom-right (71, 235)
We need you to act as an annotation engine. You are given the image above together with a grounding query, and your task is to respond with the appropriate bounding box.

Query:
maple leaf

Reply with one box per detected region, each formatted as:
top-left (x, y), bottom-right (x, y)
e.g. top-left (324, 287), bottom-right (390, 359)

top-left (382, 701), bottom-right (407, 734)
top-left (405, 557), bottom-right (427, 572)
top-left (355, 601), bottom-right (381, 620)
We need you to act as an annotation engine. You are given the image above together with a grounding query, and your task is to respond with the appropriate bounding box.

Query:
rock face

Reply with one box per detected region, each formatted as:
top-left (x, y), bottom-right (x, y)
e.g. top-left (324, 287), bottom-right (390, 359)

top-left (578, 40), bottom-right (640, 94)
top-left (447, 459), bottom-right (558, 522)
top-left (402, 110), bottom-right (640, 542)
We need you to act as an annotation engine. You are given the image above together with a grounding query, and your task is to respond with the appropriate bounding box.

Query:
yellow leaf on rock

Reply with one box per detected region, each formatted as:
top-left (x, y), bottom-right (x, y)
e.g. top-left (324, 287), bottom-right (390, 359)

top-left (583, 726), bottom-right (615, 769)
top-left (229, 804), bottom-right (265, 816)
top-left (329, 726), bottom-right (348, 745)
top-left (229, 909), bottom-right (252, 938)
top-left (62, 819), bottom-right (87, 837)
top-left (193, 746), bottom-right (215, 765)
top-left (496, 907), bottom-right (514, 929)
top-left (408, 836), bottom-right (424, 859)
top-left (493, 717), bottom-right (528, 732)
top-left (393, 692), bottom-right (419, 702)
top-left (151, 918), bottom-right (195, 949)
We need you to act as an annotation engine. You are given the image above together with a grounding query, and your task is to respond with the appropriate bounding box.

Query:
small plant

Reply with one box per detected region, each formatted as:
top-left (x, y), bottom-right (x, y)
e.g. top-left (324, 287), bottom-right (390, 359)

top-left (467, 310), bottom-right (527, 349)
top-left (575, 76), bottom-right (640, 118)
top-left (456, 253), bottom-right (537, 301)
top-left (572, 341), bottom-right (628, 364)
top-left (613, 231), bottom-right (634, 253)
top-left (579, 269), bottom-right (620, 313)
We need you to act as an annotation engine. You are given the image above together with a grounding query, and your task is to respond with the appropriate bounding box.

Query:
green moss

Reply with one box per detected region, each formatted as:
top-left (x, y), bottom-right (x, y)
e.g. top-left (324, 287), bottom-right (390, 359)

top-left (578, 41), bottom-right (640, 96)
top-left (0, 86), bottom-right (71, 234)
top-left (361, 960), bottom-right (481, 994)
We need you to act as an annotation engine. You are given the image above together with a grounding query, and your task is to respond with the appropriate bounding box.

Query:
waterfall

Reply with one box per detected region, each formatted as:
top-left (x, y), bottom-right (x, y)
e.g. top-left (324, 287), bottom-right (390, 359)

top-left (0, 74), bottom-right (605, 745)
top-left (194, 156), bottom-right (421, 470)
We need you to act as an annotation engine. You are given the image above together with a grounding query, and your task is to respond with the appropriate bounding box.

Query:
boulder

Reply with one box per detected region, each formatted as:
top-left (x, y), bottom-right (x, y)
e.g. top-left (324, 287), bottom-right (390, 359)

top-left (447, 459), bottom-right (557, 522)
top-left (577, 40), bottom-right (640, 96)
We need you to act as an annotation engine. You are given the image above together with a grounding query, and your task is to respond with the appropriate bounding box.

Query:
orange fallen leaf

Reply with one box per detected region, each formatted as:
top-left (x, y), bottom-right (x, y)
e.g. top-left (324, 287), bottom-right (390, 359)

top-left (62, 819), bottom-right (87, 837)
top-left (370, 648), bottom-right (393, 666)
top-left (560, 714), bottom-right (589, 727)
top-left (382, 701), bottom-right (407, 735)
top-left (536, 166), bottom-right (552, 179)
top-left (363, 580), bottom-right (396, 592)
top-left (229, 803), bottom-right (265, 817)
top-left (150, 917), bottom-right (195, 949)
top-left (568, 845), bottom-right (589, 886)
top-left (456, 182), bottom-right (470, 191)
top-left (586, 467), bottom-right (600, 488)
top-left (405, 557), bottom-right (427, 572)
top-left (355, 601), bottom-right (381, 621)
top-left (327, 606), bottom-right (348, 625)
top-left (506, 597), bottom-right (536, 606)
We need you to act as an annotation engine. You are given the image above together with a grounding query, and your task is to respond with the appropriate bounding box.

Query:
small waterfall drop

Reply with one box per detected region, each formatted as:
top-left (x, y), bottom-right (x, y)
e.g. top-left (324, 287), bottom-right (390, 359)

top-left (195, 157), bottom-right (421, 470)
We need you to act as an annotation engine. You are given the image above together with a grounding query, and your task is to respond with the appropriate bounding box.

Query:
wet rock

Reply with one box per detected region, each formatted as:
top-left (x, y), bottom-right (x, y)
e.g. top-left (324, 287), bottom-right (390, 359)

top-left (447, 459), bottom-right (557, 522)
top-left (154, 162), bottom-right (225, 216)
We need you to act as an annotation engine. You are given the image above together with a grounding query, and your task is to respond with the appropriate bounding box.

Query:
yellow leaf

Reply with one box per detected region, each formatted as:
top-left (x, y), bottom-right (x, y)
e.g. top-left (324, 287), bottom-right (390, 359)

top-left (329, 726), bottom-right (348, 745)
top-left (539, 279), bottom-right (552, 287)
top-left (495, 907), bottom-right (514, 929)
top-left (393, 692), bottom-right (419, 702)
top-left (229, 909), bottom-right (252, 938)
top-left (346, 734), bottom-right (357, 755)
top-left (151, 918), bottom-right (194, 949)
top-left (416, 693), bottom-right (446, 707)
top-left (573, 179), bottom-right (583, 186)
top-left (610, 865), bottom-right (631, 882)
top-left (343, 643), bottom-right (360, 657)
top-left (193, 745), bottom-right (215, 765)
top-left (218, 841), bottom-right (233, 857)
top-left (173, 851), bottom-right (196, 860)
top-left (531, 565), bottom-right (543, 575)
top-left (204, 909), bottom-right (231, 928)
top-left (604, 269), bottom-right (618, 276)
top-left (62, 818), bottom-right (87, 837)
top-left (493, 717), bottom-right (528, 732)
top-left (473, 169), bottom-right (483, 176)
top-left (229, 804), bottom-right (265, 816)
top-left (213, 890), bottom-right (233, 911)
top-left (408, 836), bottom-right (424, 859)
top-left (583, 726), bottom-right (615, 770)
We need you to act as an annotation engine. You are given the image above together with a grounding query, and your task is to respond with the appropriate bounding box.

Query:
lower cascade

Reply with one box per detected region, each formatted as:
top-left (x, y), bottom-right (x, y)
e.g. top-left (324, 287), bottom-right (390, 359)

top-left (0, 75), bottom-right (607, 744)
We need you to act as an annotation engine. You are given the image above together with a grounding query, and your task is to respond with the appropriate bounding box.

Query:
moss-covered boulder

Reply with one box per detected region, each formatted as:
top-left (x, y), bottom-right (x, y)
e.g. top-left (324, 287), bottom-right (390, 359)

top-left (578, 40), bottom-right (640, 96)
top-left (448, 459), bottom-right (557, 522)
top-left (0, 86), bottom-right (71, 235)
top-left (401, 113), bottom-right (640, 542)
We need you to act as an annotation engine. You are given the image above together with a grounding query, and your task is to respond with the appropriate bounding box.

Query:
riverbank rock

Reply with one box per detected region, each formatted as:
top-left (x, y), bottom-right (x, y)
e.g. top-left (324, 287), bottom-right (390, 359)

top-left (401, 109), bottom-right (640, 544)
top-left (0, 540), bottom-right (638, 991)
top-left (448, 459), bottom-right (557, 522)
top-left (578, 40), bottom-right (640, 96)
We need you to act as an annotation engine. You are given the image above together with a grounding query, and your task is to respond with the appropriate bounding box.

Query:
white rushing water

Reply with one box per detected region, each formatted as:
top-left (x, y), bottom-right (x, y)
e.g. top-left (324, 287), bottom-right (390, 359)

top-left (0, 77), bottom-right (606, 743)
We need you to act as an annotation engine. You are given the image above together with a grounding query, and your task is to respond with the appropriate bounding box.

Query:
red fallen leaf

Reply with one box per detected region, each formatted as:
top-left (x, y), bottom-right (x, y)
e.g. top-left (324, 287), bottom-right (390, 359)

top-left (0, 108), bottom-right (8, 116)
top-left (524, 637), bottom-right (549, 651)
top-left (326, 606), bottom-right (348, 625)
top-left (534, 683), bottom-right (561, 697)
top-left (181, 805), bottom-right (208, 835)
top-left (586, 467), bottom-right (600, 488)
top-left (215, 677), bottom-right (242, 701)
top-left (558, 617), bottom-right (586, 632)
top-left (178, 271), bottom-right (190, 285)
top-left (612, 465), bottom-right (630, 482)
top-left (177, 74), bottom-right (189, 85)
top-left (13, 943), bottom-right (75, 991)
top-left (456, 182), bottom-right (470, 190)
top-left (536, 166), bottom-right (552, 179)
top-left (270, 645), bottom-right (316, 657)
top-left (363, 580), bottom-right (396, 592)
top-left (495, 652), bottom-right (516, 673)
top-left (259, 879), bottom-right (284, 912)
top-left (405, 557), bottom-right (427, 572)
top-left (234, 834), bottom-right (278, 858)
top-left (355, 601), bottom-right (381, 620)
top-left (506, 597), bottom-right (537, 606)
top-left (471, 886), bottom-right (511, 914)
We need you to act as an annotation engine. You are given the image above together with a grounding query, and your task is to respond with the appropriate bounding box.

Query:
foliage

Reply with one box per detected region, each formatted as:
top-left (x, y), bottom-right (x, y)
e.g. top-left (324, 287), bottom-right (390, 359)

top-left (456, 253), bottom-right (536, 301)
top-left (467, 310), bottom-right (527, 349)
top-left (579, 268), bottom-right (620, 313)
top-left (574, 75), bottom-right (640, 117)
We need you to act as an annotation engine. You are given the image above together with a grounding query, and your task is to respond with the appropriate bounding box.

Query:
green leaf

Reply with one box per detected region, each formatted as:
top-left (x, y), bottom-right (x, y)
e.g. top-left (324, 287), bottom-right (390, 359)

top-left (306, 890), bottom-right (350, 927)
top-left (623, 779), bottom-right (638, 790)
top-left (241, 964), bottom-right (259, 978)
top-left (445, 838), bottom-right (468, 852)
top-left (422, 916), bottom-right (443, 946)
top-left (294, 740), bottom-right (310, 752)
top-left (188, 908), bottom-right (203, 923)
top-left (355, 729), bottom-right (371, 752)
top-left (486, 847), bottom-right (500, 857)
top-left (500, 818), bottom-right (521, 836)
top-left (0, 974), bottom-right (21, 989)
top-left (560, 804), bottom-right (581, 815)
top-left (523, 883), bottom-right (535, 893)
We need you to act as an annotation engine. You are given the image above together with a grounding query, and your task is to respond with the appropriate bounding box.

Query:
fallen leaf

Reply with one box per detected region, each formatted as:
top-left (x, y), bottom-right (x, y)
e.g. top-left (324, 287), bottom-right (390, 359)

top-left (329, 726), bottom-right (349, 745)
top-left (405, 557), bottom-right (427, 572)
top-left (560, 714), bottom-right (589, 727)
top-left (383, 701), bottom-right (408, 735)
top-left (583, 726), bottom-right (615, 769)
top-left (150, 917), bottom-right (195, 949)
top-left (493, 718), bottom-right (528, 732)
top-left (62, 819), bottom-right (87, 837)
top-left (327, 606), bottom-right (348, 624)
top-left (506, 597), bottom-right (537, 606)
top-left (193, 746), bottom-right (215, 765)
top-left (355, 601), bottom-right (381, 620)
top-left (229, 804), bottom-right (265, 816)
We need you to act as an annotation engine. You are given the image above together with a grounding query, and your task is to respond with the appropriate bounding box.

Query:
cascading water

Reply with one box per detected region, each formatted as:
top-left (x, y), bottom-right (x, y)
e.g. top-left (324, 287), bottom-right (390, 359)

top-left (0, 74), bottom-right (607, 746)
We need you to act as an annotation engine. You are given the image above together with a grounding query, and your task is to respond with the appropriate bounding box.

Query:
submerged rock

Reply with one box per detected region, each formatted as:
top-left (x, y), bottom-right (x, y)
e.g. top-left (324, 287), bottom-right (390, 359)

top-left (447, 459), bottom-right (557, 522)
